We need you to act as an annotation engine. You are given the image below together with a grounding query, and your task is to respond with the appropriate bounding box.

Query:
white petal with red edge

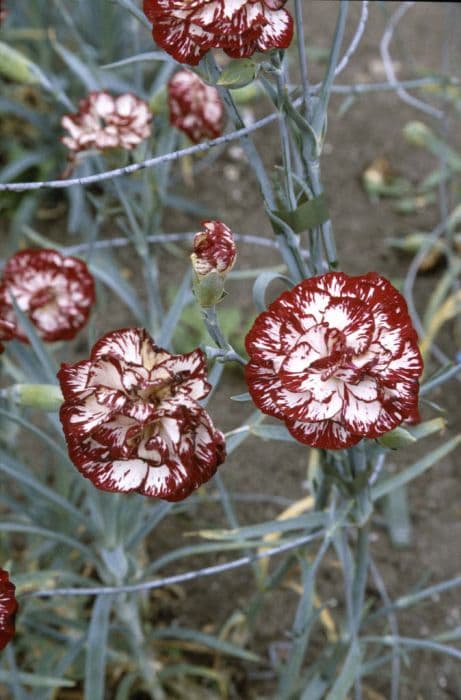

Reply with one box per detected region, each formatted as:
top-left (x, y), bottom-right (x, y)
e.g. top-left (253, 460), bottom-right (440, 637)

top-left (88, 358), bottom-right (125, 391)
top-left (59, 361), bottom-right (92, 400)
top-left (381, 340), bottom-right (423, 382)
top-left (287, 417), bottom-right (359, 449)
top-left (346, 376), bottom-right (379, 402)
top-left (256, 8), bottom-right (293, 50)
top-left (342, 391), bottom-right (382, 435)
top-left (91, 458), bottom-right (148, 492)
top-left (302, 390), bottom-right (343, 422)
top-left (64, 395), bottom-right (113, 435)
top-left (92, 328), bottom-right (147, 364)
top-left (91, 415), bottom-right (139, 453)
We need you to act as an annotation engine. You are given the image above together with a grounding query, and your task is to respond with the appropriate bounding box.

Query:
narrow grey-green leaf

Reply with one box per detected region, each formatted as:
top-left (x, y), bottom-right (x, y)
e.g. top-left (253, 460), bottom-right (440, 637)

top-left (0, 449), bottom-right (85, 525)
top-left (90, 259), bottom-right (145, 323)
top-left (158, 269), bottom-right (193, 348)
top-left (326, 641), bottom-right (362, 700)
top-left (371, 434), bottom-right (461, 501)
top-left (151, 626), bottom-right (260, 662)
top-left (250, 423), bottom-right (298, 442)
top-left (0, 671), bottom-right (74, 689)
top-left (85, 596), bottom-right (114, 700)
top-left (253, 270), bottom-right (292, 312)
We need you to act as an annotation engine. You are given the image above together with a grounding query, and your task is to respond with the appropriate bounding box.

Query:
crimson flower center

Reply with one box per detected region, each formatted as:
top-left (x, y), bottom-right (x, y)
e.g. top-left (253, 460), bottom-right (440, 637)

top-left (279, 324), bottom-right (368, 393)
top-left (29, 285), bottom-right (58, 310)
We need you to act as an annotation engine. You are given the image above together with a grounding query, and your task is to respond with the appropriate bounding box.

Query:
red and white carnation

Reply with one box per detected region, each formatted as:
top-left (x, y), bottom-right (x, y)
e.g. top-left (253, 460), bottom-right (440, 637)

top-left (58, 328), bottom-right (226, 501)
top-left (0, 569), bottom-right (18, 651)
top-left (61, 92), bottom-right (152, 155)
top-left (0, 249), bottom-right (95, 343)
top-left (169, 69), bottom-right (224, 143)
top-left (191, 220), bottom-right (237, 279)
top-left (143, 0), bottom-right (293, 66)
top-left (245, 272), bottom-right (424, 450)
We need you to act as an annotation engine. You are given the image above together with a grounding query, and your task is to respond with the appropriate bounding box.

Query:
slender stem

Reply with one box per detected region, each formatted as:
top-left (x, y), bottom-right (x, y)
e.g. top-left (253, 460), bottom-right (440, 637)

top-left (276, 68), bottom-right (297, 211)
top-left (294, 0), bottom-right (310, 119)
top-left (118, 598), bottom-right (166, 700)
top-left (27, 529), bottom-right (327, 598)
top-left (369, 557), bottom-right (400, 700)
top-left (313, 0), bottom-right (349, 136)
top-left (204, 54), bottom-right (275, 208)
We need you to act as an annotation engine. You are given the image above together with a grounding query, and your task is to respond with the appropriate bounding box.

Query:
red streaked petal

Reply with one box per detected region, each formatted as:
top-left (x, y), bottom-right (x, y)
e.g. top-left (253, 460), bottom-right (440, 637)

top-left (256, 7), bottom-right (293, 51)
top-left (0, 569), bottom-right (18, 651)
top-left (287, 417), bottom-right (360, 450)
top-left (58, 361), bottom-right (92, 400)
top-left (60, 395), bottom-right (114, 437)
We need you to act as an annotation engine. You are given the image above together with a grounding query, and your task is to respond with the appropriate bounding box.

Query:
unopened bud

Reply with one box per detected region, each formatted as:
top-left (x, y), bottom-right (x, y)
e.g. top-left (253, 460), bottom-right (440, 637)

top-left (191, 221), bottom-right (237, 307)
top-left (2, 384), bottom-right (63, 411)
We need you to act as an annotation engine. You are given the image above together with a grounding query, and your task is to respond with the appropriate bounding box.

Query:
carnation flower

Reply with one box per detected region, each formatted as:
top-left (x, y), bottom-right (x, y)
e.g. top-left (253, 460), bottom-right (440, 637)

top-left (245, 272), bottom-right (424, 450)
top-left (169, 69), bottom-right (224, 143)
top-left (143, 0), bottom-right (293, 65)
top-left (191, 220), bottom-right (237, 279)
top-left (61, 92), bottom-right (152, 155)
top-left (58, 328), bottom-right (226, 501)
top-left (0, 569), bottom-right (18, 651)
top-left (0, 249), bottom-right (95, 343)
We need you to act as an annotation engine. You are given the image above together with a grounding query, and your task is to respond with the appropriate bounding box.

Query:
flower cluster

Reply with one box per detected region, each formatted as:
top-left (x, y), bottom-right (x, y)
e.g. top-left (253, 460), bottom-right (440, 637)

top-left (0, 569), bottom-right (18, 651)
top-left (0, 249), bottom-right (95, 344)
top-left (245, 272), bottom-right (423, 450)
top-left (61, 91), bottom-right (152, 156)
top-left (58, 328), bottom-right (226, 501)
top-left (169, 70), bottom-right (224, 144)
top-left (143, 0), bottom-right (293, 65)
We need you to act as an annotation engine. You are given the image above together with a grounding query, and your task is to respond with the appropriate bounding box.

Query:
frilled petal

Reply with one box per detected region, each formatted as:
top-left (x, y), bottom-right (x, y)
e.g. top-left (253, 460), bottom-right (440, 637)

top-left (0, 569), bottom-right (18, 651)
top-left (143, 0), bottom-right (293, 64)
top-left (160, 348), bottom-right (210, 400)
top-left (60, 394), bottom-right (115, 437)
top-left (91, 327), bottom-right (166, 368)
top-left (58, 360), bottom-right (92, 400)
top-left (287, 417), bottom-right (361, 450)
top-left (255, 7), bottom-right (293, 51)
top-left (152, 16), bottom-right (212, 64)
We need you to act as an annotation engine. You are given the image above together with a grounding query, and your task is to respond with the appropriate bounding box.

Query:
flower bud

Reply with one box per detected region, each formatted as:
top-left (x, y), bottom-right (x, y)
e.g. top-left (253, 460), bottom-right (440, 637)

top-left (191, 221), bottom-right (237, 308)
top-left (2, 384), bottom-right (64, 411)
